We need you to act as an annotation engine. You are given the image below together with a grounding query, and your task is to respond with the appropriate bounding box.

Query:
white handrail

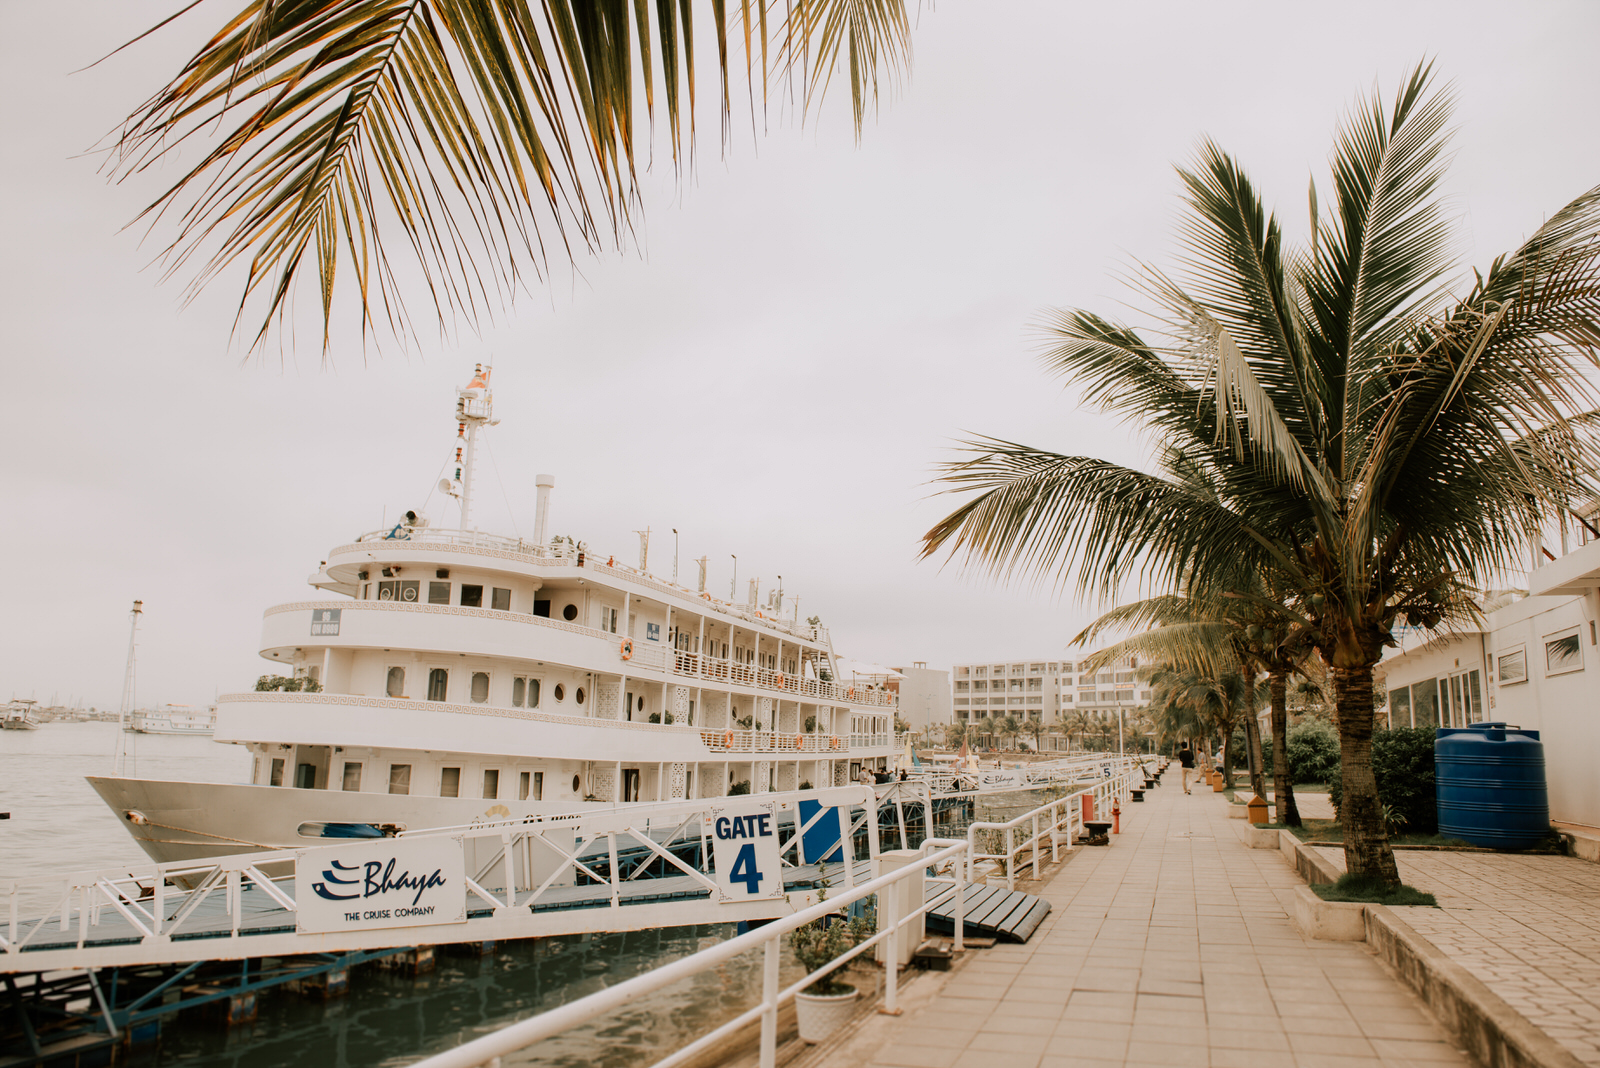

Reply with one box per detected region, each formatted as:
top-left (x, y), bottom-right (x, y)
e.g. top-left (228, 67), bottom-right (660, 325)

top-left (409, 838), bottom-right (970, 1068)
top-left (965, 758), bottom-right (1150, 890)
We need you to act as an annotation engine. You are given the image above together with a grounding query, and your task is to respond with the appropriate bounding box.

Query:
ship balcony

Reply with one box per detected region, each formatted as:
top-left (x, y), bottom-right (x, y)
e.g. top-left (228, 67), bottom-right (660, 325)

top-left (698, 730), bottom-right (892, 754)
top-left (261, 600), bottom-right (669, 673)
top-left (671, 650), bottom-right (897, 709)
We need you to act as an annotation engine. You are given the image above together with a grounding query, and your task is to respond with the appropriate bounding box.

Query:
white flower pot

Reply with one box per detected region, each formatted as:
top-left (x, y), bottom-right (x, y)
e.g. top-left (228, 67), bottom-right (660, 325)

top-left (794, 986), bottom-right (860, 1043)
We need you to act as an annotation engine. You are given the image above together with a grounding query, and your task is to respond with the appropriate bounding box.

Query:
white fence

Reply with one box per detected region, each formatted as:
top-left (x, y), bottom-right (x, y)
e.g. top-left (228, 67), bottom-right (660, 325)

top-left (409, 838), bottom-right (972, 1068)
top-left (966, 758), bottom-right (1149, 890)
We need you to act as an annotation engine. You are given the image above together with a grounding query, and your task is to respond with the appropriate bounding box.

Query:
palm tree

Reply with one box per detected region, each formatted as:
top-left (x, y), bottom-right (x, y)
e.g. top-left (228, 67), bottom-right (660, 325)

top-left (922, 65), bottom-right (1600, 882)
top-left (107, 2), bottom-right (912, 351)
top-left (1143, 664), bottom-right (1252, 788)
top-left (996, 714), bottom-right (1023, 751)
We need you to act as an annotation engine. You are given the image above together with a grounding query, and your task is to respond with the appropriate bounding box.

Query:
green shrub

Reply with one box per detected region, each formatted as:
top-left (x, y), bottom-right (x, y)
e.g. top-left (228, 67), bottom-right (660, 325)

top-left (255, 674), bottom-right (320, 692)
top-left (788, 889), bottom-right (876, 995)
top-left (1313, 872), bottom-right (1436, 906)
top-left (1285, 719), bottom-right (1340, 785)
top-left (1328, 727), bottom-right (1436, 834)
top-left (728, 780), bottom-right (751, 796)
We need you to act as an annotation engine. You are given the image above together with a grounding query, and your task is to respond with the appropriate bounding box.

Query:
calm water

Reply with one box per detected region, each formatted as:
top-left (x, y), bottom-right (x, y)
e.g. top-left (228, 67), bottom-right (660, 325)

top-left (0, 723), bottom-right (801, 1067)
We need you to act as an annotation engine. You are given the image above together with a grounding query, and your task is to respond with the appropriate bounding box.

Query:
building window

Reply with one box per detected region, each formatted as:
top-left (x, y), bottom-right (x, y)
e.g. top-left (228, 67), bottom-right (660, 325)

top-left (973, 667), bottom-right (986, 678)
top-left (575, 686), bottom-right (586, 705)
top-left (428, 668), bottom-right (448, 702)
top-left (341, 762), bottom-right (362, 791)
top-left (269, 757), bottom-right (285, 786)
top-left (388, 764), bottom-right (412, 795)
top-left (470, 672), bottom-right (490, 703)
top-left (519, 771), bottom-right (531, 800)
top-left (1546, 632), bottom-right (1583, 676)
top-left (955, 681), bottom-right (969, 693)
top-left (563, 604), bottom-right (579, 621)
top-left (482, 769), bottom-right (500, 799)
top-left (954, 698), bottom-right (969, 707)
top-left (490, 587), bottom-right (512, 611)
top-left (599, 607), bottom-right (618, 633)
top-left (1497, 647), bottom-right (1527, 685)
top-left (554, 683), bottom-right (565, 702)
top-left (440, 767), bottom-right (461, 797)
top-left (460, 585), bottom-right (484, 608)
top-left (1412, 679), bottom-right (1439, 727)
top-left (972, 681), bottom-right (987, 693)
top-left (512, 677), bottom-right (525, 706)
top-left (386, 666), bottom-right (405, 698)
top-left (428, 581), bottom-right (451, 604)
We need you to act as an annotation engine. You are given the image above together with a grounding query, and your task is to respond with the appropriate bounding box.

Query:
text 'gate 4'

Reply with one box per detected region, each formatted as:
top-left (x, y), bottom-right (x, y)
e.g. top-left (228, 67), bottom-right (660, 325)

top-left (709, 802), bottom-right (784, 902)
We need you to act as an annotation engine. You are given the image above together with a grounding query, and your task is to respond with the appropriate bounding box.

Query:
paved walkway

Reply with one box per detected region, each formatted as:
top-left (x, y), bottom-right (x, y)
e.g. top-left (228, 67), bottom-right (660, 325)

top-left (1312, 844), bottom-right (1600, 1065)
top-left (854, 783), bottom-right (1472, 1068)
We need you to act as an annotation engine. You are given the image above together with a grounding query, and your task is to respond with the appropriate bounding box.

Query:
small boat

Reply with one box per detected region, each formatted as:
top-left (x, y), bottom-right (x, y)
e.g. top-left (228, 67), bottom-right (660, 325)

top-left (2, 700), bottom-right (42, 730)
top-left (126, 704), bottom-right (218, 736)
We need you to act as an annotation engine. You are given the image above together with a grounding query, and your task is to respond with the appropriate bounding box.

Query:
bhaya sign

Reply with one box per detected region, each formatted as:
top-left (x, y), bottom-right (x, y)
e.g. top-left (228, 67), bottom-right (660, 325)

top-left (295, 835), bottom-right (466, 933)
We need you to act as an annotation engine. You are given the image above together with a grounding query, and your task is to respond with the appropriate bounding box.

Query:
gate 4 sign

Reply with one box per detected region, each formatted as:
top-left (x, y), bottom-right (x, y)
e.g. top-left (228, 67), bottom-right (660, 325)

top-left (710, 802), bottom-right (784, 902)
top-left (294, 835), bottom-right (466, 934)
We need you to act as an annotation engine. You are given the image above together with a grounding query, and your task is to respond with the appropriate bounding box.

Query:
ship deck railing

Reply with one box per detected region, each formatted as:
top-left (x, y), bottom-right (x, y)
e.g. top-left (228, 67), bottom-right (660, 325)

top-left (347, 527), bottom-right (837, 647)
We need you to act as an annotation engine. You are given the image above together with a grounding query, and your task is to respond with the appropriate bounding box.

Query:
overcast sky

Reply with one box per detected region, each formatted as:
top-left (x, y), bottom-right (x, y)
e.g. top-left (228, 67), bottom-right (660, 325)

top-left (4, 2), bottom-right (1598, 709)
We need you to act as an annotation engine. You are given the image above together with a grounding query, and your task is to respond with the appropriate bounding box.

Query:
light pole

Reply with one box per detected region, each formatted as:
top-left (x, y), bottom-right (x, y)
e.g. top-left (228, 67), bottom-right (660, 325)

top-left (672, 529), bottom-right (679, 584)
top-left (730, 555), bottom-right (737, 600)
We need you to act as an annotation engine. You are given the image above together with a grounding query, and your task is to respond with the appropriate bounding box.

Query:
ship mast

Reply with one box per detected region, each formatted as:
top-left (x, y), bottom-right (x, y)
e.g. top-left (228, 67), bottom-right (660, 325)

top-left (453, 364), bottom-right (494, 531)
top-left (114, 599), bottom-right (142, 775)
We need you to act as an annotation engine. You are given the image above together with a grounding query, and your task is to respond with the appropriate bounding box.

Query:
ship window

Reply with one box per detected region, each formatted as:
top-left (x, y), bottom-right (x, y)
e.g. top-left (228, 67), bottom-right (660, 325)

top-left (572, 774), bottom-right (582, 795)
top-left (638, 695), bottom-right (645, 713)
top-left (625, 691), bottom-right (634, 721)
top-left (294, 763), bottom-right (317, 789)
top-left (471, 672), bottom-right (489, 703)
top-left (386, 666), bottom-right (405, 698)
top-left (482, 769), bottom-right (499, 799)
top-left (533, 599), bottom-right (551, 617)
top-left (388, 764), bottom-right (412, 795)
top-left (378, 580), bottom-right (420, 603)
top-left (428, 668), bottom-right (448, 702)
top-left (441, 767), bottom-right (461, 797)
top-left (512, 677), bottom-right (526, 706)
top-left (269, 758), bottom-right (285, 786)
top-left (562, 604), bottom-right (578, 621)
top-left (533, 771), bottom-right (544, 800)
top-left (553, 683), bottom-right (565, 702)
top-left (492, 588), bottom-right (512, 611)
top-left (342, 762), bottom-right (363, 791)
top-left (460, 585), bottom-right (484, 608)
top-left (575, 687), bottom-right (586, 706)
top-left (599, 607), bottom-right (618, 634)
top-left (1547, 631), bottom-right (1583, 675)
top-left (528, 679), bottom-right (540, 708)
top-left (428, 581), bottom-right (451, 604)
top-left (519, 771), bottom-right (530, 800)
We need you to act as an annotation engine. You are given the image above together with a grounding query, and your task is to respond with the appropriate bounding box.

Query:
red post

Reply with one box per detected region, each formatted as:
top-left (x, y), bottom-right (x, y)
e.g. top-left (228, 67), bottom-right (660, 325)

top-left (1112, 802), bottom-right (1121, 834)
top-left (1081, 793), bottom-right (1095, 824)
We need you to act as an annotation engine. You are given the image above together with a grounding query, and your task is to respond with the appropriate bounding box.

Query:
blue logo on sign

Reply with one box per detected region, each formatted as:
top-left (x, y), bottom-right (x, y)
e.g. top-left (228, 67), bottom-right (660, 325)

top-left (312, 858), bottom-right (448, 905)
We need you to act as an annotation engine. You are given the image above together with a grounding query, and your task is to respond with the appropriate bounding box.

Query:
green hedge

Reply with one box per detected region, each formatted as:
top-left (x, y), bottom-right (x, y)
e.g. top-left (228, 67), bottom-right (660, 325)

top-left (1327, 727), bottom-right (1436, 835)
top-left (1233, 719), bottom-right (1340, 784)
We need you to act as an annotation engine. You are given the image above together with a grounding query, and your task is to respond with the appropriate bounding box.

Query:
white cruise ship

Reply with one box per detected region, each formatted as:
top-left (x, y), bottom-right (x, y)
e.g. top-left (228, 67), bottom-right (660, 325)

top-left (126, 704), bottom-right (218, 735)
top-left (90, 367), bottom-right (897, 863)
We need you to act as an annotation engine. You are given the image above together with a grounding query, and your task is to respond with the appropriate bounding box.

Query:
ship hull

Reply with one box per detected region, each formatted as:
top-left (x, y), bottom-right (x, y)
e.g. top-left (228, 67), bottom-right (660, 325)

top-left (86, 776), bottom-right (601, 865)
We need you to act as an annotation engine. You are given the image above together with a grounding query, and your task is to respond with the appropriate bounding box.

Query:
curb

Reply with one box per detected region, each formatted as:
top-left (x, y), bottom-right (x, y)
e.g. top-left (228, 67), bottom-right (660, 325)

top-left (1364, 906), bottom-right (1586, 1068)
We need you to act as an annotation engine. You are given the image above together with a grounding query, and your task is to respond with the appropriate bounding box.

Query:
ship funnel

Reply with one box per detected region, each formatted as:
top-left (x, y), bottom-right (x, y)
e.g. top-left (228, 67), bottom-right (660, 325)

top-left (534, 474), bottom-right (555, 548)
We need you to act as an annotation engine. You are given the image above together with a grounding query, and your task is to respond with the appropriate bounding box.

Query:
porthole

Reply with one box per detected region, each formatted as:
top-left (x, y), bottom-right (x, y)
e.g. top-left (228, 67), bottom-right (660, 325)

top-left (562, 604), bottom-right (578, 621)
top-left (572, 774), bottom-right (582, 794)
top-left (553, 683), bottom-right (565, 702)
top-left (637, 696), bottom-right (645, 712)
top-left (575, 687), bottom-right (586, 705)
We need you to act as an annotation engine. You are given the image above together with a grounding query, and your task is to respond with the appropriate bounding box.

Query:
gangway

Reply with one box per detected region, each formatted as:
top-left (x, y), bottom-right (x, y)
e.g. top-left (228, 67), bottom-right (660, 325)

top-left (1, 786), bottom-right (882, 975)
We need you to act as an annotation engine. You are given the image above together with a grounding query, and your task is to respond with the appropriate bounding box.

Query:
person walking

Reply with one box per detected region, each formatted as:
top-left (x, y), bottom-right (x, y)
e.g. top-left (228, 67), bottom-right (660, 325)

top-left (1178, 742), bottom-right (1196, 794)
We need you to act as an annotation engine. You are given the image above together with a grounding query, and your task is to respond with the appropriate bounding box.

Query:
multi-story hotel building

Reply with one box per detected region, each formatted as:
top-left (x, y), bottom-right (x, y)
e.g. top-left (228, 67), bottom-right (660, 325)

top-left (949, 653), bottom-right (1152, 738)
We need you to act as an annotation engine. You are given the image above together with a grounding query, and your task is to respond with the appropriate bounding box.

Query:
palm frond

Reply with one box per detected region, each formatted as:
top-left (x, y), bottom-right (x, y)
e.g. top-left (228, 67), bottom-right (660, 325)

top-left (108, 0), bottom-right (912, 352)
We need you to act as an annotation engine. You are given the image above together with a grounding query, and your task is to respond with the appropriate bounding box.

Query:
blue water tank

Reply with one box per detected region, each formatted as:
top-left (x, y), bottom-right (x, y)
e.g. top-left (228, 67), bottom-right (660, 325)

top-left (1435, 722), bottom-right (1550, 849)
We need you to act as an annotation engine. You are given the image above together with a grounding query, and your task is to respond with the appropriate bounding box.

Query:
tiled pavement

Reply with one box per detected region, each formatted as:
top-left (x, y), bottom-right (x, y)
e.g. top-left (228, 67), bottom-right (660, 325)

top-left (855, 784), bottom-right (1472, 1068)
top-left (1313, 844), bottom-right (1600, 1066)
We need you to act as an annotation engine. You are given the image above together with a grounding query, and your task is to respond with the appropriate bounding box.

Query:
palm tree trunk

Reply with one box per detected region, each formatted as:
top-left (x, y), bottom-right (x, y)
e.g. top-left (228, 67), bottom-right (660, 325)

top-left (1269, 671), bottom-right (1300, 827)
top-left (1331, 664), bottom-right (1400, 884)
top-left (1244, 713), bottom-right (1267, 800)
top-left (1220, 724), bottom-right (1235, 789)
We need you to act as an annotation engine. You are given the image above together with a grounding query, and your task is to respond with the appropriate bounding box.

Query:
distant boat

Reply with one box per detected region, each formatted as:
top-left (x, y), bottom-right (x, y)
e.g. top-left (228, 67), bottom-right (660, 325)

top-left (2, 700), bottom-right (42, 730)
top-left (126, 704), bottom-right (217, 736)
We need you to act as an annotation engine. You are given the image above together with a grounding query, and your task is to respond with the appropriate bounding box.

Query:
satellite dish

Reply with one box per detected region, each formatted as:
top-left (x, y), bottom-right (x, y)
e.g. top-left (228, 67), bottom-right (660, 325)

top-left (438, 479), bottom-right (454, 494)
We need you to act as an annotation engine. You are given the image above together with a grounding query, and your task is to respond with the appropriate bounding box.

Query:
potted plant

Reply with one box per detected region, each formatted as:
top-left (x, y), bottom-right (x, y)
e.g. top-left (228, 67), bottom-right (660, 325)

top-left (788, 883), bottom-right (875, 1043)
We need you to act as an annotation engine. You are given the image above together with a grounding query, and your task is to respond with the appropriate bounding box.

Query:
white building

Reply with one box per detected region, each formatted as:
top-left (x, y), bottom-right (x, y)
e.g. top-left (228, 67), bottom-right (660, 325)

top-left (949, 653), bottom-right (1152, 748)
top-left (888, 662), bottom-right (951, 735)
top-left (1376, 527), bottom-right (1600, 829)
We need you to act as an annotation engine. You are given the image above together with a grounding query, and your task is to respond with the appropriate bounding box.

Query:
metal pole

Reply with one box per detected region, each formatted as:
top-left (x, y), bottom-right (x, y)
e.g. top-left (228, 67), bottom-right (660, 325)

top-left (672, 529), bottom-right (679, 584)
top-left (883, 871), bottom-right (901, 1015)
top-left (759, 938), bottom-right (779, 1068)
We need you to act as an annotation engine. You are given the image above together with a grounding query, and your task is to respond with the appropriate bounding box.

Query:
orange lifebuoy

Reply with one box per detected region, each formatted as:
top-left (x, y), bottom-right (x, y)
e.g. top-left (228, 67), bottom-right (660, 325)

top-left (795, 734), bottom-right (804, 749)
top-left (620, 638), bottom-right (634, 660)
top-left (830, 736), bottom-right (840, 750)
top-left (846, 688), bottom-right (856, 699)
top-left (701, 592), bottom-right (712, 600)
top-left (724, 729), bottom-right (734, 747)
top-left (775, 673), bottom-right (785, 689)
